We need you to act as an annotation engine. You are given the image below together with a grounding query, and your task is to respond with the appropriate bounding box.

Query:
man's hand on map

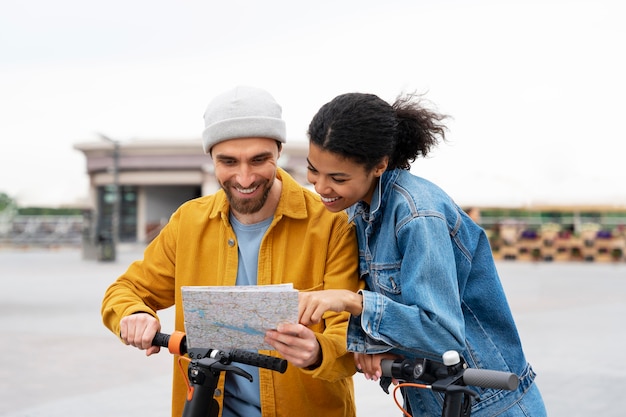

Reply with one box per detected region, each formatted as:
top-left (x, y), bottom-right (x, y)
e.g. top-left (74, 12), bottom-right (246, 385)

top-left (264, 323), bottom-right (322, 369)
top-left (119, 312), bottom-right (161, 356)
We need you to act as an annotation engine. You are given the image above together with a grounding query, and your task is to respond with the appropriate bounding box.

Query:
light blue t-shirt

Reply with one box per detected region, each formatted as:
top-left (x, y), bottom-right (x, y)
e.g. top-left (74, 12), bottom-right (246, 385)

top-left (222, 214), bottom-right (272, 417)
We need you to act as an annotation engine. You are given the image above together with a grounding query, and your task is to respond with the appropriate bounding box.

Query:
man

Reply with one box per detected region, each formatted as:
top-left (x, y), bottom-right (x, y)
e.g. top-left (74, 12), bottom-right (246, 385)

top-left (101, 86), bottom-right (360, 417)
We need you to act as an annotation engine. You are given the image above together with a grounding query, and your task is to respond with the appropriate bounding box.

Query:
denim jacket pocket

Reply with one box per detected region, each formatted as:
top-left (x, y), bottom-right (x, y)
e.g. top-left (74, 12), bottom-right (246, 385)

top-left (371, 267), bottom-right (402, 298)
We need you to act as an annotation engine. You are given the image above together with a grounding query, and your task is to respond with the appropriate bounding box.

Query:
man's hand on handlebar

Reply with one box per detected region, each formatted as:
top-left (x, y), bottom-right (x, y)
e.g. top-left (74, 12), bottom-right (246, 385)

top-left (120, 312), bottom-right (161, 356)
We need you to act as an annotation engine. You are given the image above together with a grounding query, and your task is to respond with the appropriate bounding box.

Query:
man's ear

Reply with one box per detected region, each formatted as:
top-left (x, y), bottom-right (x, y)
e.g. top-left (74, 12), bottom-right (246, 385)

top-left (277, 141), bottom-right (283, 156)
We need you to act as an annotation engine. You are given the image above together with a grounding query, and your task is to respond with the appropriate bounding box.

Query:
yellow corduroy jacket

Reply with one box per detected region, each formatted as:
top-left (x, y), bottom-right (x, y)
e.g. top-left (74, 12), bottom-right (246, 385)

top-left (102, 168), bottom-right (360, 417)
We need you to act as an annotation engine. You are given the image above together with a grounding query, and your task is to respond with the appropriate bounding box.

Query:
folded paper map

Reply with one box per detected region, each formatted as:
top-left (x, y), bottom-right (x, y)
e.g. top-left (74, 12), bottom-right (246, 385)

top-left (181, 284), bottom-right (299, 351)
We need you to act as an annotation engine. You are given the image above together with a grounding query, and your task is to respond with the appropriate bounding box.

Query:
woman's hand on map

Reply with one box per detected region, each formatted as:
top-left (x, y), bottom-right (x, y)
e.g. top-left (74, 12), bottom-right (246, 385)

top-left (298, 289), bottom-right (363, 325)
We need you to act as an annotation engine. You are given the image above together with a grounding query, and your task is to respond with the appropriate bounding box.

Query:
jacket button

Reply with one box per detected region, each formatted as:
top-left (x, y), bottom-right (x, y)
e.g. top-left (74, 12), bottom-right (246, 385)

top-left (214, 388), bottom-right (222, 397)
top-left (228, 239), bottom-right (235, 247)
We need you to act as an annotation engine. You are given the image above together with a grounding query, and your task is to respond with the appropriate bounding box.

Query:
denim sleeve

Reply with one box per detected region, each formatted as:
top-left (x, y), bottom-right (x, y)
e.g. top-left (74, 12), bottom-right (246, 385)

top-left (348, 214), bottom-right (466, 358)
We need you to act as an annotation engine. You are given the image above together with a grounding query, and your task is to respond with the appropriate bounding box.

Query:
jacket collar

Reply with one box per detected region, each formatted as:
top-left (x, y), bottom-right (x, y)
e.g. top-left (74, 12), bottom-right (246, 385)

top-left (348, 169), bottom-right (400, 223)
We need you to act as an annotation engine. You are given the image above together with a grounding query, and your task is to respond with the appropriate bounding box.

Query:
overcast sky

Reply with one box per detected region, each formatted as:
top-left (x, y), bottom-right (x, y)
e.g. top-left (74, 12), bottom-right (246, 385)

top-left (1, 0), bottom-right (625, 208)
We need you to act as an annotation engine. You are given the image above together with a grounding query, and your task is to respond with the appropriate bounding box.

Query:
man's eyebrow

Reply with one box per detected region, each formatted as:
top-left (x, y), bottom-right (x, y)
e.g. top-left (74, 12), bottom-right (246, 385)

top-left (215, 151), bottom-right (274, 161)
top-left (250, 151), bottom-right (274, 159)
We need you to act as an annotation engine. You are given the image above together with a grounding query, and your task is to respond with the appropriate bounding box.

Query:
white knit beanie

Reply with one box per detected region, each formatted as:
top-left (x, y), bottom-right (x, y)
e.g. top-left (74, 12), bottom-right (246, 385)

top-left (202, 86), bottom-right (287, 153)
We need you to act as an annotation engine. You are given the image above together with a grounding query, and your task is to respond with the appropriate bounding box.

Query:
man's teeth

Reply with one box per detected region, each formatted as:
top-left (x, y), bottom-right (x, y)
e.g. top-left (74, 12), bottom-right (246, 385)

top-left (321, 196), bottom-right (339, 203)
top-left (237, 186), bottom-right (258, 194)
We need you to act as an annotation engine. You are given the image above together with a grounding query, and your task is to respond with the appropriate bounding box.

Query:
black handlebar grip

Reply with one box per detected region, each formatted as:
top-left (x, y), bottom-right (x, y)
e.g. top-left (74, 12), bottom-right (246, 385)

top-left (152, 331), bottom-right (187, 355)
top-left (229, 349), bottom-right (288, 373)
top-left (380, 359), bottom-right (394, 378)
top-left (462, 368), bottom-right (519, 391)
top-left (152, 332), bottom-right (170, 348)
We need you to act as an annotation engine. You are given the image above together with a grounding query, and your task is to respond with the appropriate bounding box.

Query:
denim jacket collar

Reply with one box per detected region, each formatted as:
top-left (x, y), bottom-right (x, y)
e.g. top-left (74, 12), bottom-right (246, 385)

top-left (348, 169), bottom-right (401, 223)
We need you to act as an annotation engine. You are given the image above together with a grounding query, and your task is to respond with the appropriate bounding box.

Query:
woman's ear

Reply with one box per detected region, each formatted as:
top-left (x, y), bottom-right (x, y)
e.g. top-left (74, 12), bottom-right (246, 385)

top-left (374, 157), bottom-right (389, 177)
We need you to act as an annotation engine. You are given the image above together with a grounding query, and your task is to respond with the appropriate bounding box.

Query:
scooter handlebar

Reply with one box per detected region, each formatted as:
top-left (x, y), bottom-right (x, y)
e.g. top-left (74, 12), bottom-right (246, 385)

top-left (461, 368), bottom-right (519, 391)
top-left (380, 358), bottom-right (519, 391)
top-left (152, 331), bottom-right (287, 374)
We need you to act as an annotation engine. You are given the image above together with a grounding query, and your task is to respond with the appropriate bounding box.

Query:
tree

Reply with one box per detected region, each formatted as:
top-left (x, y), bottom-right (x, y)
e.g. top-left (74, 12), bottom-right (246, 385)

top-left (0, 192), bottom-right (18, 223)
top-left (0, 192), bottom-right (16, 212)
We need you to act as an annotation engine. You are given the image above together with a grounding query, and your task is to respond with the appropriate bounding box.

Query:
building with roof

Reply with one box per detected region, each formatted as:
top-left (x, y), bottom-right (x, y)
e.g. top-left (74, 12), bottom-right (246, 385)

top-left (73, 138), bottom-right (308, 258)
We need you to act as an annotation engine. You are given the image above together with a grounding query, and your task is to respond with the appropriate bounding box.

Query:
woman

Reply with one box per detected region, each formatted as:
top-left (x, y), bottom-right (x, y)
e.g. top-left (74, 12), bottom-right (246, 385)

top-left (299, 92), bottom-right (546, 416)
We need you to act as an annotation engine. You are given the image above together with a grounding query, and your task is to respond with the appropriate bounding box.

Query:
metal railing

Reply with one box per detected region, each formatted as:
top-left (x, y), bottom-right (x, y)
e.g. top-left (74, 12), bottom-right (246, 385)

top-left (0, 215), bottom-right (84, 247)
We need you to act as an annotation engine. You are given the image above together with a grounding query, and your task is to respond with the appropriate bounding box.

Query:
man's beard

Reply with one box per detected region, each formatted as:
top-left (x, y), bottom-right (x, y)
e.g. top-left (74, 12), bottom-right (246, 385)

top-left (221, 177), bottom-right (273, 215)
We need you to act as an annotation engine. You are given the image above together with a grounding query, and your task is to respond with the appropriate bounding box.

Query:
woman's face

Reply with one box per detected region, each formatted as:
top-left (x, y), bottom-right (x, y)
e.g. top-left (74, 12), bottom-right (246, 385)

top-left (306, 142), bottom-right (387, 212)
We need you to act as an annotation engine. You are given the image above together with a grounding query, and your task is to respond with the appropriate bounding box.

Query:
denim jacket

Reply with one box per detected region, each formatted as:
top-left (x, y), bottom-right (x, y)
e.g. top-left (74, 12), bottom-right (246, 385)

top-left (346, 169), bottom-right (545, 416)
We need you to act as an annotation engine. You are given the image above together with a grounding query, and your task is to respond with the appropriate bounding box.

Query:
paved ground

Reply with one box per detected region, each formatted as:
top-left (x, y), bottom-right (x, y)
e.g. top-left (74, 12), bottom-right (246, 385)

top-left (1, 246), bottom-right (624, 416)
